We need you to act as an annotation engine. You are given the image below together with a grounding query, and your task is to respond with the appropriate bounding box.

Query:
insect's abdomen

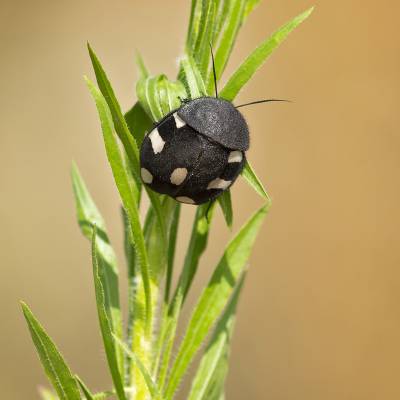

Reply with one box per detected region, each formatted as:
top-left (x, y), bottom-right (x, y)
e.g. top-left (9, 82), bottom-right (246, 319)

top-left (140, 113), bottom-right (245, 205)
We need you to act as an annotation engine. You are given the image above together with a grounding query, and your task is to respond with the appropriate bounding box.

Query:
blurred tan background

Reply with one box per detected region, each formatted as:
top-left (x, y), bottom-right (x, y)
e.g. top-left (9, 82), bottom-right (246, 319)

top-left (1, 0), bottom-right (400, 399)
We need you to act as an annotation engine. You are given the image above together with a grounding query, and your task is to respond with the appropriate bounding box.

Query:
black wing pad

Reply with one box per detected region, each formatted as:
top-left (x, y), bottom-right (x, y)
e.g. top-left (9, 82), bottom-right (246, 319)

top-left (177, 97), bottom-right (250, 151)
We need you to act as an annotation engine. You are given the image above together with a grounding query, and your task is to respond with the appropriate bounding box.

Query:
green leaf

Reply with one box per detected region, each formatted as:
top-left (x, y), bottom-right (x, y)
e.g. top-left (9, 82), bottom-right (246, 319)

top-left (87, 44), bottom-right (140, 181)
top-left (165, 205), bottom-right (268, 399)
top-left (243, 0), bottom-right (262, 22)
top-left (217, 190), bottom-right (233, 228)
top-left (157, 290), bottom-right (183, 392)
top-left (212, 0), bottom-right (230, 45)
top-left (39, 387), bottom-right (58, 400)
top-left (165, 202), bottom-right (181, 302)
top-left (175, 202), bottom-right (215, 303)
top-left (86, 77), bottom-right (153, 334)
top-left (179, 55), bottom-right (207, 99)
top-left (87, 44), bottom-right (167, 270)
top-left (113, 335), bottom-right (163, 400)
top-left (220, 7), bottom-right (314, 101)
top-left (188, 275), bottom-right (246, 400)
top-left (158, 75), bottom-right (187, 115)
top-left (70, 163), bottom-right (124, 373)
top-left (241, 160), bottom-right (271, 202)
top-left (75, 375), bottom-right (95, 400)
top-left (137, 74), bottom-right (187, 120)
top-left (193, 0), bottom-right (217, 79)
top-left (21, 303), bottom-right (81, 400)
top-left (207, 0), bottom-right (247, 92)
top-left (186, 0), bottom-right (201, 53)
top-left (135, 50), bottom-right (150, 79)
top-left (124, 101), bottom-right (153, 148)
top-left (136, 75), bottom-right (164, 121)
top-left (90, 228), bottom-right (127, 400)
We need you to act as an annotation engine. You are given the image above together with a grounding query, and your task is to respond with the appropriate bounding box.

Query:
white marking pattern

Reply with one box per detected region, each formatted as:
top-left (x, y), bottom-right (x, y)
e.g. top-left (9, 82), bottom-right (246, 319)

top-left (149, 128), bottom-right (165, 154)
top-left (141, 168), bottom-right (153, 184)
top-left (176, 196), bottom-right (195, 204)
top-left (173, 112), bottom-right (186, 128)
top-left (170, 168), bottom-right (188, 185)
top-left (228, 150), bottom-right (243, 163)
top-left (207, 178), bottom-right (232, 190)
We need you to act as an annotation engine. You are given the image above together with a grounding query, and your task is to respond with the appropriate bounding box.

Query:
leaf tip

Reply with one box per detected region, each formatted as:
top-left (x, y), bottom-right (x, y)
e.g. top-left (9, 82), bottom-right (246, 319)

top-left (301, 6), bottom-right (315, 21)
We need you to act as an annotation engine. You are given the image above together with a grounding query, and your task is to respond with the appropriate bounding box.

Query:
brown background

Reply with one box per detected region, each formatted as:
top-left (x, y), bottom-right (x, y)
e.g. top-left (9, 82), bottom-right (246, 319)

top-left (1, 0), bottom-right (400, 399)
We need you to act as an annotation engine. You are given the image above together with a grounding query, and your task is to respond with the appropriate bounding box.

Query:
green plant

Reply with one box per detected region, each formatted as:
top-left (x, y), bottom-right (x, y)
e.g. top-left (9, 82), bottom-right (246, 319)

top-left (21, 1), bottom-right (312, 399)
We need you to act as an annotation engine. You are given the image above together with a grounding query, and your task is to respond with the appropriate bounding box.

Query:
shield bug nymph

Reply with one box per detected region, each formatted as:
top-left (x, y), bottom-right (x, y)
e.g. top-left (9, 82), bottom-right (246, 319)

top-left (140, 48), bottom-right (285, 205)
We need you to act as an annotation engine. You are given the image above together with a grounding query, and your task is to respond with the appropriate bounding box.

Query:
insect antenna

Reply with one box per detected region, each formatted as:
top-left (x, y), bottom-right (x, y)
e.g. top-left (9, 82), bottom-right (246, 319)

top-left (235, 99), bottom-right (291, 109)
top-left (209, 43), bottom-right (218, 98)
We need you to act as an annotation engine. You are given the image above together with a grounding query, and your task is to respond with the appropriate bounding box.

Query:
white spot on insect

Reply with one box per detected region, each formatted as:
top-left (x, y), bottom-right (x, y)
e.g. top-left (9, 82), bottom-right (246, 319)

top-left (207, 178), bottom-right (232, 190)
top-left (149, 128), bottom-right (165, 154)
top-left (176, 196), bottom-right (195, 204)
top-left (173, 112), bottom-right (186, 128)
top-left (170, 168), bottom-right (188, 185)
top-left (141, 168), bottom-right (153, 184)
top-left (228, 150), bottom-right (243, 163)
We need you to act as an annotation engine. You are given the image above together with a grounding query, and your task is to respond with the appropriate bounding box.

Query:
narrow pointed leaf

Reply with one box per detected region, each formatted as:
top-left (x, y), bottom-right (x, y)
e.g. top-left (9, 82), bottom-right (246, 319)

top-left (188, 275), bottom-right (246, 400)
top-left (158, 290), bottom-right (183, 392)
top-left (86, 78), bottom-right (152, 334)
top-left (87, 44), bottom-right (140, 177)
top-left (194, 0), bottom-right (216, 79)
top-left (114, 336), bottom-right (163, 400)
top-left (75, 375), bottom-right (95, 400)
top-left (135, 51), bottom-right (150, 79)
top-left (212, 0), bottom-right (230, 45)
top-left (243, 0), bottom-right (262, 22)
top-left (186, 0), bottom-right (202, 53)
top-left (21, 303), bottom-right (81, 400)
top-left (241, 160), bottom-right (270, 201)
top-left (91, 228), bottom-right (127, 400)
top-left (124, 101), bottom-right (153, 148)
top-left (220, 7), bottom-right (314, 101)
top-left (39, 387), bottom-right (58, 400)
top-left (71, 163), bottom-right (124, 372)
top-left (165, 202), bottom-right (181, 302)
top-left (121, 207), bottom-right (136, 385)
top-left (175, 202), bottom-right (215, 303)
top-left (217, 190), bottom-right (233, 228)
top-left (165, 205), bottom-right (268, 399)
top-left (207, 0), bottom-right (247, 92)
top-left (87, 44), bottom-right (167, 263)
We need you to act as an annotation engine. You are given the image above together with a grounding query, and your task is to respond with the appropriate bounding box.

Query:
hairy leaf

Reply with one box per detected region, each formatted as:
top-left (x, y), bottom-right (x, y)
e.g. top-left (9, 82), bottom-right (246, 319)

top-left (86, 78), bottom-right (152, 334)
top-left (114, 336), bottom-right (162, 400)
top-left (165, 205), bottom-right (268, 399)
top-left (90, 228), bottom-right (127, 400)
top-left (71, 163), bottom-right (124, 372)
top-left (220, 7), bottom-right (314, 101)
top-left (21, 303), bottom-right (81, 400)
top-left (188, 275), bottom-right (245, 400)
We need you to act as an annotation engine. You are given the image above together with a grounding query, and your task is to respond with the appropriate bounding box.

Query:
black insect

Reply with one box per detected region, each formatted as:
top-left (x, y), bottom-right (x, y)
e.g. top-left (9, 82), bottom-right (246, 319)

top-left (140, 49), bottom-right (284, 205)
